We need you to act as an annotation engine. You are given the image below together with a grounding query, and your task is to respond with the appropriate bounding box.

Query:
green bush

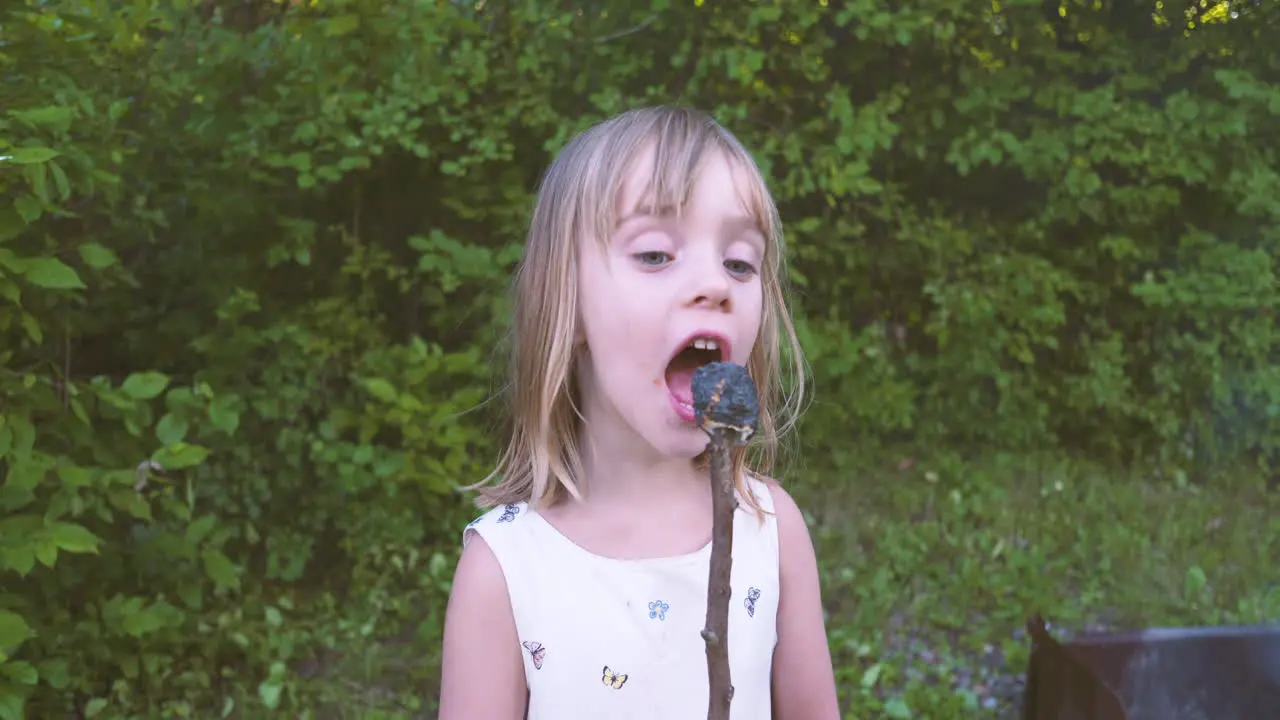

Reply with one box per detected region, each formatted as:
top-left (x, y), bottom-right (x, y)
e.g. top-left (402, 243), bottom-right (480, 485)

top-left (2, 0), bottom-right (1276, 715)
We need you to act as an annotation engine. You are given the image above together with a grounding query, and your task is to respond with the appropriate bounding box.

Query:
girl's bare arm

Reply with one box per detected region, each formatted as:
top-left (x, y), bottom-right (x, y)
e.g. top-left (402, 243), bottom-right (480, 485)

top-left (438, 535), bottom-right (528, 720)
top-left (769, 483), bottom-right (841, 720)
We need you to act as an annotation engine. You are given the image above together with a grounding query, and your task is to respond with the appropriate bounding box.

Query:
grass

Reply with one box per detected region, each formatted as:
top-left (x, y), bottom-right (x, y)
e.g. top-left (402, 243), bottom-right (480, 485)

top-left (795, 449), bottom-right (1280, 719)
top-left (298, 448), bottom-right (1279, 719)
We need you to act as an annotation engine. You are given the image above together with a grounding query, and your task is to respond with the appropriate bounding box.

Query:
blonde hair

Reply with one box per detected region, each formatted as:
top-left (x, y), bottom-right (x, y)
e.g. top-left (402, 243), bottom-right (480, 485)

top-left (468, 105), bottom-right (807, 515)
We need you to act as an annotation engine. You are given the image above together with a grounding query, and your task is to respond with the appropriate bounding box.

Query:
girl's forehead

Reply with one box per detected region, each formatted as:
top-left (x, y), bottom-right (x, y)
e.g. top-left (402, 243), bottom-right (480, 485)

top-left (613, 145), bottom-right (660, 217)
top-left (612, 144), bottom-right (761, 225)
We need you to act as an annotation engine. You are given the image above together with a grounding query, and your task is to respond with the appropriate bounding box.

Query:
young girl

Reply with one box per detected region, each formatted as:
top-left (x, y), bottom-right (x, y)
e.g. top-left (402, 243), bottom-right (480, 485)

top-left (438, 106), bottom-right (839, 720)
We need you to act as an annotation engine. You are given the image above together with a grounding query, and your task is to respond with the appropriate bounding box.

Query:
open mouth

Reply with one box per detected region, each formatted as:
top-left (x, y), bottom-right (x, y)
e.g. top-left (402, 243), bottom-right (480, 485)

top-left (664, 334), bottom-right (730, 423)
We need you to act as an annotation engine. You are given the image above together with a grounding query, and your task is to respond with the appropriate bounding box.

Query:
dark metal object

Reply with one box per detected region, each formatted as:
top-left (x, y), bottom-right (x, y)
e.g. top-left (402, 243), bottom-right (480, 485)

top-left (1023, 615), bottom-right (1280, 720)
top-left (691, 362), bottom-right (759, 720)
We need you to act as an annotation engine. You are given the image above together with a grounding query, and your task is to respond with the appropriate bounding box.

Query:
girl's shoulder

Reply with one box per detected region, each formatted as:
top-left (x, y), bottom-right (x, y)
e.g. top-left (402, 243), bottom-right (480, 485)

top-left (741, 472), bottom-right (781, 515)
top-left (461, 500), bottom-right (533, 546)
top-left (466, 501), bottom-right (530, 527)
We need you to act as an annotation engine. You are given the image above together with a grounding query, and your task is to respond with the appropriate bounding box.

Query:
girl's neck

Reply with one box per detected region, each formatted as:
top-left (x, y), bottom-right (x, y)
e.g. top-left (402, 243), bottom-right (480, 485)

top-left (573, 423), bottom-right (706, 509)
top-left (566, 360), bottom-right (710, 509)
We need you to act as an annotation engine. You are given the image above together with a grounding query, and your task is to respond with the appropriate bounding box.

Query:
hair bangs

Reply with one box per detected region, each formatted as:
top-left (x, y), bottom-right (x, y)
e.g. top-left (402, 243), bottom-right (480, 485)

top-left (579, 109), bottom-right (777, 255)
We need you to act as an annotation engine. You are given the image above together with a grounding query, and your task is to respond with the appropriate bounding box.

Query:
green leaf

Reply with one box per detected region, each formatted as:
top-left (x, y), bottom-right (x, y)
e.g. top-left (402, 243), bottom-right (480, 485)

top-left (0, 610), bottom-right (33, 651)
top-left (883, 697), bottom-right (912, 719)
top-left (21, 258), bottom-right (84, 290)
top-left (4, 459), bottom-right (46, 493)
top-left (208, 396), bottom-right (240, 435)
top-left (77, 243), bottom-right (119, 270)
top-left (121, 371), bottom-right (169, 400)
top-left (177, 582), bottom-right (204, 611)
top-left (0, 547), bottom-right (34, 576)
top-left (0, 683), bottom-right (24, 720)
top-left (152, 442), bottom-right (209, 470)
top-left (34, 541), bottom-right (56, 568)
top-left (48, 162), bottom-right (70, 201)
top-left (83, 698), bottom-right (108, 718)
top-left (4, 147), bottom-right (59, 165)
top-left (48, 521), bottom-right (101, 554)
top-left (12, 196), bottom-right (40, 224)
top-left (9, 416), bottom-right (34, 458)
top-left (861, 662), bottom-right (882, 689)
top-left (324, 13), bottom-right (360, 36)
top-left (55, 464), bottom-right (91, 488)
top-left (0, 209), bottom-right (24, 244)
top-left (185, 514), bottom-right (217, 546)
top-left (156, 413), bottom-right (189, 445)
top-left (121, 606), bottom-right (167, 638)
top-left (36, 658), bottom-right (69, 689)
top-left (202, 549), bottom-right (239, 590)
top-left (1185, 565), bottom-right (1208, 596)
top-left (362, 377), bottom-right (398, 402)
top-left (23, 162), bottom-right (47, 202)
top-left (10, 106), bottom-right (73, 132)
top-left (107, 488), bottom-right (152, 521)
top-left (1, 660), bottom-right (37, 685)
top-left (258, 680), bottom-right (283, 709)
top-left (0, 278), bottom-right (19, 303)
top-left (64, 400), bottom-right (88, 429)
top-left (19, 313), bottom-right (41, 343)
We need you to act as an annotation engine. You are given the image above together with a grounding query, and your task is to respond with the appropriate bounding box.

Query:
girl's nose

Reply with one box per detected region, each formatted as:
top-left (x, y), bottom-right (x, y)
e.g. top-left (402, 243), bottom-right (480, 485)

top-left (685, 249), bottom-right (732, 310)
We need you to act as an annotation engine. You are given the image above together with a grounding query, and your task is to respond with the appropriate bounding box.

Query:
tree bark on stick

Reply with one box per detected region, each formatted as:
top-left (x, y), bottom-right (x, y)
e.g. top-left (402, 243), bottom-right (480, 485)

top-left (691, 362), bottom-right (759, 720)
top-left (702, 430), bottom-right (736, 720)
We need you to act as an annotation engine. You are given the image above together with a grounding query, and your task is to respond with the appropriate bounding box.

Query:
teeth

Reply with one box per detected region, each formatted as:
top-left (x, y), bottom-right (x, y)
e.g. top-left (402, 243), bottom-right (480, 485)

top-left (689, 337), bottom-right (720, 352)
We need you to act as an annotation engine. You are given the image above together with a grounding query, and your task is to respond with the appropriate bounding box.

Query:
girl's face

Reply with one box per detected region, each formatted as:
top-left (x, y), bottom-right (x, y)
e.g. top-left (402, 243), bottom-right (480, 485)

top-left (574, 147), bottom-right (766, 462)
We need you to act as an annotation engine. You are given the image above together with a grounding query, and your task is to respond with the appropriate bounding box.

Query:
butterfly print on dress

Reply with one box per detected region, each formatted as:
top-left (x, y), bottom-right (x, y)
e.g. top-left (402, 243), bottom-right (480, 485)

top-left (521, 640), bottom-right (546, 670)
top-left (744, 586), bottom-right (761, 618)
top-left (601, 665), bottom-right (628, 689)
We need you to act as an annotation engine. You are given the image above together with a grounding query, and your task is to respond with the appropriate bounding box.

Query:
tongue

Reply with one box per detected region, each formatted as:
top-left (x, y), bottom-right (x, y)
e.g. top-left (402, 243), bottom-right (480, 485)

top-left (665, 348), bottom-right (703, 405)
top-left (665, 366), bottom-right (696, 405)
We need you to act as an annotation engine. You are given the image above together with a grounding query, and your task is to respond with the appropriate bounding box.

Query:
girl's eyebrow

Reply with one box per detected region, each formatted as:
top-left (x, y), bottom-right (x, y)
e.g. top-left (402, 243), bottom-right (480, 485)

top-left (612, 212), bottom-right (657, 240)
top-left (613, 208), bottom-right (765, 250)
top-left (615, 211), bottom-right (651, 227)
top-left (609, 209), bottom-right (669, 248)
top-left (616, 203), bottom-right (675, 226)
top-left (722, 215), bottom-right (767, 253)
top-left (721, 214), bottom-right (764, 237)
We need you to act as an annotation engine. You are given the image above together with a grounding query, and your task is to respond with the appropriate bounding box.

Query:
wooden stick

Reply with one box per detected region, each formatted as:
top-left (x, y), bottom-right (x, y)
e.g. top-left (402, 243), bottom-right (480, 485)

top-left (701, 427), bottom-right (735, 720)
top-left (692, 362), bottom-right (759, 720)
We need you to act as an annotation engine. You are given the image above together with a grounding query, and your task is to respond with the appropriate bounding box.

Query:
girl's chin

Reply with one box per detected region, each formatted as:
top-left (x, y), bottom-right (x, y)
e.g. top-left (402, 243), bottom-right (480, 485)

top-left (662, 427), bottom-right (713, 460)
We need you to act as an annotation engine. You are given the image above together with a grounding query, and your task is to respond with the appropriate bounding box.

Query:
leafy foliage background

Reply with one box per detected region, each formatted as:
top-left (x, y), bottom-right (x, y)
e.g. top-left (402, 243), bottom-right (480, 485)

top-left (1, 0), bottom-right (1276, 717)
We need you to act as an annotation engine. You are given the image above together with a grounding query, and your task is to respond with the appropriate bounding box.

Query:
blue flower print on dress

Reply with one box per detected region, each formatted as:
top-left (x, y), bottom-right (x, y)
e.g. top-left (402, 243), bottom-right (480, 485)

top-left (497, 504), bottom-right (520, 523)
top-left (647, 600), bottom-right (670, 621)
top-left (466, 515), bottom-right (483, 529)
top-left (744, 587), bottom-right (761, 618)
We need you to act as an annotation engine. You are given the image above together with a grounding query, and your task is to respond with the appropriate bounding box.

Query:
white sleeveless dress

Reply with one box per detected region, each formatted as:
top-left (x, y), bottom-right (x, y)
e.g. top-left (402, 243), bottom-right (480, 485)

top-left (463, 476), bottom-right (779, 720)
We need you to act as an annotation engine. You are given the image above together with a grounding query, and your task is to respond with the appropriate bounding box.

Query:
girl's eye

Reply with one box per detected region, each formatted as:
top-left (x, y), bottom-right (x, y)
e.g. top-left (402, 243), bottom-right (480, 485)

top-left (725, 259), bottom-right (757, 277)
top-left (635, 251), bottom-right (672, 267)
